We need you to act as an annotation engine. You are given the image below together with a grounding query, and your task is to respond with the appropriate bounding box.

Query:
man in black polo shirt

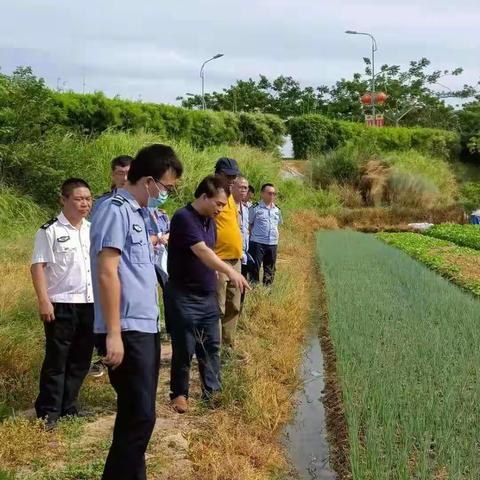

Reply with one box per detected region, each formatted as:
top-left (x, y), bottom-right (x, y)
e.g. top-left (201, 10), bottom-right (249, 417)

top-left (165, 175), bottom-right (249, 413)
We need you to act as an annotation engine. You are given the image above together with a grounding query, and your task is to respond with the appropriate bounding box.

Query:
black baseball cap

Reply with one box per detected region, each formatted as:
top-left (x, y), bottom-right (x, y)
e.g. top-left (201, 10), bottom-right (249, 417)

top-left (215, 157), bottom-right (240, 176)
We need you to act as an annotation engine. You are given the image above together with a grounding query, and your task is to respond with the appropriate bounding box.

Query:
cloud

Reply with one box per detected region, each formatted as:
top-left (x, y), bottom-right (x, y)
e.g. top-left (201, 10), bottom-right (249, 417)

top-left (0, 0), bottom-right (478, 104)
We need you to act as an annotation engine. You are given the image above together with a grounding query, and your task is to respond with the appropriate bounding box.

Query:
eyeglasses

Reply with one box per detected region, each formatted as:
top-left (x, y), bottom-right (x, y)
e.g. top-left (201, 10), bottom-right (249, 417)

top-left (154, 179), bottom-right (176, 194)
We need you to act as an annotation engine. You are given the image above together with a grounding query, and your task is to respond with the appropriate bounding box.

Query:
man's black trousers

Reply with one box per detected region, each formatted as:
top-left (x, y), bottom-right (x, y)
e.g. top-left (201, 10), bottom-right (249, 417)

top-left (35, 303), bottom-right (94, 422)
top-left (248, 241), bottom-right (278, 285)
top-left (96, 331), bottom-right (160, 480)
top-left (164, 283), bottom-right (221, 399)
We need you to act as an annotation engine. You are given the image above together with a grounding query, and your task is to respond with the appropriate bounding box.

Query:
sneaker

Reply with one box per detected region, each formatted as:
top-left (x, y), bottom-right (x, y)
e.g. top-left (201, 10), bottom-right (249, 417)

top-left (88, 360), bottom-right (105, 378)
top-left (170, 395), bottom-right (188, 414)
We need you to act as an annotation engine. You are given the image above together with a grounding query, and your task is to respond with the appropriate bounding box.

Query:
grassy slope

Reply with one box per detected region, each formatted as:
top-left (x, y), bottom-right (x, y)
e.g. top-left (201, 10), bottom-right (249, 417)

top-left (377, 232), bottom-right (480, 296)
top-left (317, 230), bottom-right (480, 479)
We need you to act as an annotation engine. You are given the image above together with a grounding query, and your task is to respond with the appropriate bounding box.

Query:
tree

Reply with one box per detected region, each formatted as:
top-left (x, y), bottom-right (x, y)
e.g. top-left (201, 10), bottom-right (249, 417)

top-left (0, 66), bottom-right (56, 144)
top-left (177, 75), bottom-right (328, 117)
top-left (457, 100), bottom-right (480, 160)
top-left (327, 57), bottom-right (476, 129)
top-left (178, 58), bottom-right (478, 131)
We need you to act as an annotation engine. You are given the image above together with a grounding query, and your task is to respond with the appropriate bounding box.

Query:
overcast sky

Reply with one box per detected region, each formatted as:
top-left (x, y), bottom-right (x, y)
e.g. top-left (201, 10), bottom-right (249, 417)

top-left (1, 0), bottom-right (479, 105)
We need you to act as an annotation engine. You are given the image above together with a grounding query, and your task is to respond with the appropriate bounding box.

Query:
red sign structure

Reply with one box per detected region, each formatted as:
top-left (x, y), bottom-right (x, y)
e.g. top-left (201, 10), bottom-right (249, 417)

top-left (361, 92), bottom-right (387, 127)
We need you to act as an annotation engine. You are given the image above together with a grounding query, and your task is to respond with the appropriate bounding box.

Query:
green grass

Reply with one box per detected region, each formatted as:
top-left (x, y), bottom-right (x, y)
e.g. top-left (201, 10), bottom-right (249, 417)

top-left (377, 232), bottom-right (480, 296)
top-left (317, 230), bottom-right (480, 479)
top-left (423, 223), bottom-right (480, 251)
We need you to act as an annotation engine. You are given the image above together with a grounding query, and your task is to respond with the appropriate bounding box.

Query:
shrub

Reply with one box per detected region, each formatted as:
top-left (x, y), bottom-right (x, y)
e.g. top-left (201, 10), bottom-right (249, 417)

top-left (1, 130), bottom-right (323, 212)
top-left (329, 183), bottom-right (364, 208)
top-left (288, 115), bottom-right (342, 158)
top-left (289, 114), bottom-right (461, 159)
top-left (460, 182), bottom-right (480, 212)
top-left (52, 92), bottom-right (285, 151)
top-left (383, 150), bottom-right (458, 205)
top-left (0, 68), bottom-right (286, 153)
top-left (386, 169), bottom-right (440, 209)
top-left (311, 147), bottom-right (360, 188)
top-left (238, 112), bottom-right (286, 150)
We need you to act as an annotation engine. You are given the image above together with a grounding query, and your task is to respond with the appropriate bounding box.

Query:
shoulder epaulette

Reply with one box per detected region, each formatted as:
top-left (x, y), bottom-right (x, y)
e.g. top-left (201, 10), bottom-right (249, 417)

top-left (41, 217), bottom-right (58, 230)
top-left (95, 191), bottom-right (111, 200)
top-left (111, 194), bottom-right (126, 206)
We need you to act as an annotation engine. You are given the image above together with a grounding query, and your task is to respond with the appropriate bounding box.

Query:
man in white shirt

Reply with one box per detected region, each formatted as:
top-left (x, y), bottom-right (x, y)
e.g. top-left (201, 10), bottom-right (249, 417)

top-left (31, 178), bottom-right (94, 429)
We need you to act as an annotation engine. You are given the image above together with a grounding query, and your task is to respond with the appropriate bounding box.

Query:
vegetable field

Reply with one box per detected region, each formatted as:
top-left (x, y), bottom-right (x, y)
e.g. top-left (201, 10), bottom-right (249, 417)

top-left (423, 223), bottom-right (480, 251)
top-left (377, 232), bottom-right (480, 296)
top-left (317, 230), bottom-right (480, 479)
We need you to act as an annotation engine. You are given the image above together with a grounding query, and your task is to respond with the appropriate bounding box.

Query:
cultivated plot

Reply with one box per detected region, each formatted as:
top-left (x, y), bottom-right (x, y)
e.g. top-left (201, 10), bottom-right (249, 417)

top-left (317, 230), bottom-right (480, 479)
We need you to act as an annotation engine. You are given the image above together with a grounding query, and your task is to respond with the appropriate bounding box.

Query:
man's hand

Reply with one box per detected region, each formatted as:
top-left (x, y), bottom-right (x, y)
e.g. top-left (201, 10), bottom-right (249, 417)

top-left (105, 332), bottom-right (124, 369)
top-left (228, 270), bottom-right (251, 293)
top-left (38, 299), bottom-right (55, 323)
top-left (157, 234), bottom-right (169, 246)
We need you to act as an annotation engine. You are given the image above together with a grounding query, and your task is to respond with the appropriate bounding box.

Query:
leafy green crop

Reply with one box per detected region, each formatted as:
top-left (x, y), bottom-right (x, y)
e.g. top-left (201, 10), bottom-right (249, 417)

top-left (424, 223), bottom-right (480, 250)
top-left (377, 232), bottom-right (480, 296)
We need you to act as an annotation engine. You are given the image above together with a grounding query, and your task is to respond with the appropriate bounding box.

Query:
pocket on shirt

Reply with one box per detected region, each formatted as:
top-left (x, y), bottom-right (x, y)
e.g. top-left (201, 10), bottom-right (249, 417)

top-left (55, 245), bottom-right (75, 265)
top-left (129, 233), bottom-right (149, 264)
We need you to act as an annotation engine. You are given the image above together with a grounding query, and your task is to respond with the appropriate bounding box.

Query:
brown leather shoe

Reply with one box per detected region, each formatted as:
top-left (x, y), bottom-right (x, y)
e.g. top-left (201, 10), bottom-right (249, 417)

top-left (171, 395), bottom-right (188, 414)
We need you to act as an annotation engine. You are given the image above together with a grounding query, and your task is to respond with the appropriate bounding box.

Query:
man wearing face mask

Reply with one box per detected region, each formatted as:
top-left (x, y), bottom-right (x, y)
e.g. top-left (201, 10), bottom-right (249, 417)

top-left (90, 144), bottom-right (183, 480)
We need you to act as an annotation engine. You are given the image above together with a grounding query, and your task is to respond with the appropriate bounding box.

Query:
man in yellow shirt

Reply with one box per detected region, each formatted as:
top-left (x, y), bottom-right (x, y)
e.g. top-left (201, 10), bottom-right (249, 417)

top-left (214, 158), bottom-right (246, 348)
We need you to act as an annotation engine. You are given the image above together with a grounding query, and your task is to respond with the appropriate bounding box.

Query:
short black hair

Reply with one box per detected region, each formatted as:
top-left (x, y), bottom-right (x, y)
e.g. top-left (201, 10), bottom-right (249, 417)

top-left (111, 155), bottom-right (133, 171)
top-left (194, 175), bottom-right (226, 199)
top-left (261, 183), bottom-right (275, 192)
top-left (61, 178), bottom-right (91, 197)
top-left (248, 185), bottom-right (255, 194)
top-left (128, 144), bottom-right (183, 184)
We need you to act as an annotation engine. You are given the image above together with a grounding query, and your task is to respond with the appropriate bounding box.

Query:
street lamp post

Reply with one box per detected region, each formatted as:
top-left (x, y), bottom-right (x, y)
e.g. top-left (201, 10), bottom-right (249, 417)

top-left (346, 30), bottom-right (378, 120)
top-left (200, 53), bottom-right (224, 110)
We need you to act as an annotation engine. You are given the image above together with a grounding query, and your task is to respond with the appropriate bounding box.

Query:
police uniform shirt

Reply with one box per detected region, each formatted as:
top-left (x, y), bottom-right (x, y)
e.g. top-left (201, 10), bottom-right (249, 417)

top-left (238, 202), bottom-right (250, 264)
top-left (31, 212), bottom-right (94, 303)
top-left (90, 189), bottom-right (159, 334)
top-left (90, 188), bottom-right (116, 220)
top-left (249, 201), bottom-right (283, 246)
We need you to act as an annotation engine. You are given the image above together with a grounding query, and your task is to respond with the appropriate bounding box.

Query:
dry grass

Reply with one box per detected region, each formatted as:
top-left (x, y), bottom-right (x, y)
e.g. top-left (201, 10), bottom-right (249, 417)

top-left (329, 183), bottom-right (364, 208)
top-left (0, 237), bottom-right (35, 313)
top-left (337, 205), bottom-right (465, 231)
top-left (0, 418), bottom-right (65, 469)
top-left (359, 160), bottom-right (390, 207)
top-left (189, 210), bottom-right (335, 479)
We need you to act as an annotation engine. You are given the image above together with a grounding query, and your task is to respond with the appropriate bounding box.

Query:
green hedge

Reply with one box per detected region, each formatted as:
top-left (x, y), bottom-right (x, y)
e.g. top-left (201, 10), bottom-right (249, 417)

top-left (51, 92), bottom-right (285, 150)
top-left (288, 114), bottom-right (461, 159)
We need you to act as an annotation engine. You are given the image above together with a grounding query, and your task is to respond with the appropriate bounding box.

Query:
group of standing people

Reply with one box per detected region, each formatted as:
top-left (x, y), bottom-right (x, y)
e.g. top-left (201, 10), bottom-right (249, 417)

top-left (30, 144), bottom-right (282, 480)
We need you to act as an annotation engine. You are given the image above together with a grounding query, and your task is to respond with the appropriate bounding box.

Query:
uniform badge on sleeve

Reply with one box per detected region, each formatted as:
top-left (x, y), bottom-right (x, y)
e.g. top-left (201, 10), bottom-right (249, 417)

top-left (133, 224), bottom-right (142, 232)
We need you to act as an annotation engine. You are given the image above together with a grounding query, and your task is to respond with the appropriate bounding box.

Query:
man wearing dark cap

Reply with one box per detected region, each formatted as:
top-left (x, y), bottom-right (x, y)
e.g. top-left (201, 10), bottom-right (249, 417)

top-left (214, 158), bottom-right (244, 348)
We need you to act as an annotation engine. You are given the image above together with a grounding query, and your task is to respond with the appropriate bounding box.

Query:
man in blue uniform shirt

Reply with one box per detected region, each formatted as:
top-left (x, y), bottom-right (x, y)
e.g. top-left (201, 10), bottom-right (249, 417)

top-left (90, 144), bottom-right (183, 480)
top-left (248, 183), bottom-right (283, 286)
top-left (90, 155), bottom-right (133, 219)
